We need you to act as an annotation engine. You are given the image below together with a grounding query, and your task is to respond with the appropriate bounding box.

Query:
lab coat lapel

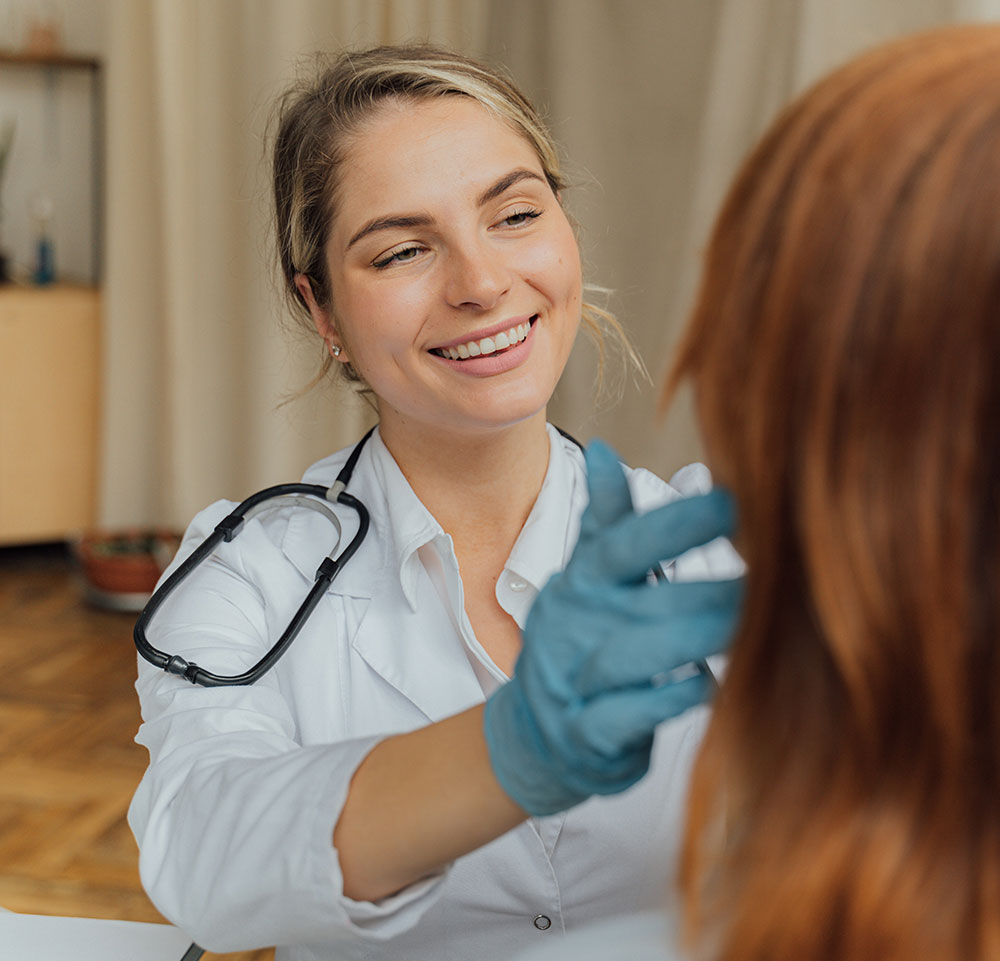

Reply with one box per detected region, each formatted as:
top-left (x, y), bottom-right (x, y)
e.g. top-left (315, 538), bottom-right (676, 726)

top-left (282, 504), bottom-right (483, 721)
top-left (530, 813), bottom-right (568, 859)
top-left (348, 576), bottom-right (486, 724)
top-left (285, 429), bottom-right (486, 722)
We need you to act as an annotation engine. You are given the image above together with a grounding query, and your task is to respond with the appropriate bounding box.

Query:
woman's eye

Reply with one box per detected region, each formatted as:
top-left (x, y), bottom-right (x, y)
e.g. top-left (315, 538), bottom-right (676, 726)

top-left (373, 245), bottom-right (424, 269)
top-left (499, 208), bottom-right (543, 228)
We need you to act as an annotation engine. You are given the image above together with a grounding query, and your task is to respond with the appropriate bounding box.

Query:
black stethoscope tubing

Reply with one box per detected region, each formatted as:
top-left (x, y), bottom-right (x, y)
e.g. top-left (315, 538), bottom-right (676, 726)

top-left (133, 427), bottom-right (374, 687)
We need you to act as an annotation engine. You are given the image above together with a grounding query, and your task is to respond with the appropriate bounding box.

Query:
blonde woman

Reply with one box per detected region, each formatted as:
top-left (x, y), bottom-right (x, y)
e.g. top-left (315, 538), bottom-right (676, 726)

top-left (129, 44), bottom-right (741, 960)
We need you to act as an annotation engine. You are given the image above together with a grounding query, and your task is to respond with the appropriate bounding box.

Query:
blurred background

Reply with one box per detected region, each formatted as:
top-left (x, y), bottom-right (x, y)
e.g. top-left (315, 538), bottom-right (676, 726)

top-left (0, 0), bottom-right (995, 953)
top-left (4, 0), bottom-right (998, 536)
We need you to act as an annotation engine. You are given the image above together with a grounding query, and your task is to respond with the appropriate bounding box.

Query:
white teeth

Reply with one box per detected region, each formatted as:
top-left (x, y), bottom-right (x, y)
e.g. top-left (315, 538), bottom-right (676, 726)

top-left (436, 319), bottom-right (533, 360)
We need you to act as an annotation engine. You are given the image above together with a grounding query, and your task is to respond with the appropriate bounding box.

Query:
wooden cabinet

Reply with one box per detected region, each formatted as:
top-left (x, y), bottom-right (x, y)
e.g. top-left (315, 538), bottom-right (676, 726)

top-left (0, 285), bottom-right (101, 543)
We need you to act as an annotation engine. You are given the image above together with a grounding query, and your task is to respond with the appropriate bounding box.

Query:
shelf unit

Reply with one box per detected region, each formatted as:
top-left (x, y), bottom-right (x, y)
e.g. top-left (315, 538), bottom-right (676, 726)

top-left (0, 50), bottom-right (103, 543)
top-left (0, 48), bottom-right (103, 284)
top-left (0, 284), bottom-right (101, 543)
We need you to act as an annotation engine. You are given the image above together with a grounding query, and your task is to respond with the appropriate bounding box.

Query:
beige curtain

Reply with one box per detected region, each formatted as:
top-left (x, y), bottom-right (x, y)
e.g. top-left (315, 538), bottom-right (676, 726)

top-left (101, 0), bottom-right (1000, 528)
top-left (490, 0), bottom-right (1000, 481)
top-left (101, 0), bottom-right (488, 528)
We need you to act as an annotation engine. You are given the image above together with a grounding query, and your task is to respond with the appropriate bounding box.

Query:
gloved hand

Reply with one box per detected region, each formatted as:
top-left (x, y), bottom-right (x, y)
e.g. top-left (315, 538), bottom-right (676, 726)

top-left (483, 440), bottom-right (743, 816)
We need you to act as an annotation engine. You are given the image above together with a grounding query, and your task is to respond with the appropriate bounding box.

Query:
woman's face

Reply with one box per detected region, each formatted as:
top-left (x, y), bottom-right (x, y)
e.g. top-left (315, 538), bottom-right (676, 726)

top-left (302, 95), bottom-right (583, 439)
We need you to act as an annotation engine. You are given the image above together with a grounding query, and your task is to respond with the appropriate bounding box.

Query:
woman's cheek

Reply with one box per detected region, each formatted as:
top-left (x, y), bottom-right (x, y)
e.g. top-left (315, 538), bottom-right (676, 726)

top-left (521, 237), bottom-right (582, 302)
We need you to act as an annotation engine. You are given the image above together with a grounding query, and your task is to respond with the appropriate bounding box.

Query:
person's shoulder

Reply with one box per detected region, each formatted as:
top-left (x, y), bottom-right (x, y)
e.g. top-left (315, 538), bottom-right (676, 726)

top-left (512, 910), bottom-right (682, 961)
top-left (625, 460), bottom-right (713, 511)
top-left (171, 499), bottom-right (241, 564)
top-left (624, 461), bottom-right (744, 581)
top-left (171, 437), bottom-right (361, 578)
top-left (300, 441), bottom-right (361, 486)
top-left (548, 424), bottom-right (711, 509)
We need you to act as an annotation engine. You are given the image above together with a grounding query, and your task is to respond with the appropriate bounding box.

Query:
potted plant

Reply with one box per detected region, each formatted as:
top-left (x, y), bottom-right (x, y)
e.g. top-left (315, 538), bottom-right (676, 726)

top-left (76, 529), bottom-right (182, 609)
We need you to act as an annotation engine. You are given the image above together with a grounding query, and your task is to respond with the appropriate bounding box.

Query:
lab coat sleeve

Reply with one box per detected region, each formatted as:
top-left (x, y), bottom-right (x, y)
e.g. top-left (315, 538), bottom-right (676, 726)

top-left (128, 502), bottom-right (447, 953)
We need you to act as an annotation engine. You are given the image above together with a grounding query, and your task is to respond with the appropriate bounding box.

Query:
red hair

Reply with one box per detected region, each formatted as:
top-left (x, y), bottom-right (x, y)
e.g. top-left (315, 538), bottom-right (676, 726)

top-left (668, 25), bottom-right (1000, 961)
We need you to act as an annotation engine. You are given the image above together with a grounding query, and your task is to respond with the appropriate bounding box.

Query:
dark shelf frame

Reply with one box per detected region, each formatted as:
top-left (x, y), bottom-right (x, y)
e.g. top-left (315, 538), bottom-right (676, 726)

top-left (0, 50), bottom-right (101, 71)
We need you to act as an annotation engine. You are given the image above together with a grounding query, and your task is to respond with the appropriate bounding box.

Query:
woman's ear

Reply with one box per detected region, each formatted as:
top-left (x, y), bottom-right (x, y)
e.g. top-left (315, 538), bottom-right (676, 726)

top-left (294, 273), bottom-right (331, 336)
top-left (294, 273), bottom-right (347, 362)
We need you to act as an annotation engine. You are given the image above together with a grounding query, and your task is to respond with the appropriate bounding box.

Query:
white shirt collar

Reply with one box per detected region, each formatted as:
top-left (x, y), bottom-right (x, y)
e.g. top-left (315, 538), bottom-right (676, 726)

top-left (505, 425), bottom-right (583, 593)
top-left (288, 424), bottom-right (583, 613)
top-left (376, 424), bottom-right (583, 613)
top-left (366, 430), bottom-right (448, 613)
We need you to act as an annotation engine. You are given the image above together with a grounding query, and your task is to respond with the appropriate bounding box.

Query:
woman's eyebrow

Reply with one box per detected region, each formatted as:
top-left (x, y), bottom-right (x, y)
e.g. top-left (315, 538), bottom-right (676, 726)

top-left (477, 168), bottom-right (547, 206)
top-left (346, 214), bottom-right (432, 252)
top-left (344, 169), bottom-right (546, 252)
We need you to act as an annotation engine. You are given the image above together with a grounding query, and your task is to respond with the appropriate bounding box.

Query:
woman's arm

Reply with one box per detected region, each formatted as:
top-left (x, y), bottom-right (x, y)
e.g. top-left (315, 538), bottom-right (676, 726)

top-left (133, 501), bottom-right (525, 946)
top-left (335, 443), bottom-right (744, 902)
top-left (334, 704), bottom-right (526, 902)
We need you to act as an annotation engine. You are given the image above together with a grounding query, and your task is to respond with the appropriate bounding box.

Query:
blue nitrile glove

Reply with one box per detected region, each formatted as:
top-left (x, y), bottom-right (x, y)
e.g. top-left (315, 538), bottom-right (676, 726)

top-left (483, 440), bottom-right (743, 816)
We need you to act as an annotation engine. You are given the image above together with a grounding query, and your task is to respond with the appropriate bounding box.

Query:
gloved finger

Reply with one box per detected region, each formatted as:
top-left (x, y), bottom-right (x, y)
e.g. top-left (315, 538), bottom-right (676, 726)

top-left (577, 488), bottom-right (738, 584)
top-left (571, 674), bottom-right (712, 759)
top-left (565, 575), bottom-right (744, 621)
top-left (573, 610), bottom-right (739, 697)
top-left (578, 439), bottom-right (633, 539)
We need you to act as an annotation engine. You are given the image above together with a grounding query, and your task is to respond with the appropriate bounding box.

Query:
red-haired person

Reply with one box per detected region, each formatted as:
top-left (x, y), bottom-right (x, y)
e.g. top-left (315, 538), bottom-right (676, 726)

top-left (514, 23), bottom-right (1000, 961)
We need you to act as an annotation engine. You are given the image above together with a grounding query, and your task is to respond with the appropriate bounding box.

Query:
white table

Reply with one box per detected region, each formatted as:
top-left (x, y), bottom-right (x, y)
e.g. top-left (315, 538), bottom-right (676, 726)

top-left (0, 911), bottom-right (192, 960)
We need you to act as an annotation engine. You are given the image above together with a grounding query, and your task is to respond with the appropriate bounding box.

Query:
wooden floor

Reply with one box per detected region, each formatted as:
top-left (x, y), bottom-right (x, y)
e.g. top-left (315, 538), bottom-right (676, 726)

top-left (0, 543), bottom-right (273, 960)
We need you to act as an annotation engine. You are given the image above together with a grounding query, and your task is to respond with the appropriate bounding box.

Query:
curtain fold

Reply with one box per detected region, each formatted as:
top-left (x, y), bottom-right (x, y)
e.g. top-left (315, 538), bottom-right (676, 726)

top-left (101, 0), bottom-right (1000, 528)
top-left (100, 0), bottom-right (488, 528)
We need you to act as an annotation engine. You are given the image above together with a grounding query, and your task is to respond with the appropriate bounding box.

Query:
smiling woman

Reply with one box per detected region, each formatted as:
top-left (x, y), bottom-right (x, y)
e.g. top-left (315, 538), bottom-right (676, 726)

top-left (127, 43), bottom-right (741, 961)
top-left (297, 96), bottom-right (582, 448)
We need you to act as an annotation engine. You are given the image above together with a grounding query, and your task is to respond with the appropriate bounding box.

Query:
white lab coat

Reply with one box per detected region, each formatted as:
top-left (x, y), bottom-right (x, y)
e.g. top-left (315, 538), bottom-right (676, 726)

top-left (512, 909), bottom-right (682, 961)
top-left (129, 426), bottom-right (739, 960)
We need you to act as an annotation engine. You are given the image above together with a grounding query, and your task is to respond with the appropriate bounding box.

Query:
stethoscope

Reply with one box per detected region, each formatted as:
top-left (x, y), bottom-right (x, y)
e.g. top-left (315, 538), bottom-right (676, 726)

top-left (134, 425), bottom-right (593, 687)
top-left (133, 425), bottom-right (714, 961)
top-left (134, 426), bottom-right (375, 687)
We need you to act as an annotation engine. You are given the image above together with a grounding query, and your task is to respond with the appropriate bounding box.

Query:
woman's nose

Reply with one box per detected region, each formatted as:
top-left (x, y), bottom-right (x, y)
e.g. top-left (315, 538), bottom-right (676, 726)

top-left (444, 240), bottom-right (512, 310)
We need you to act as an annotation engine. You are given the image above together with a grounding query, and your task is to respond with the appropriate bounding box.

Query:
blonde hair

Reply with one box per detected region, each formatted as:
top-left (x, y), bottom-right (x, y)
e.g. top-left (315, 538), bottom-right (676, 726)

top-left (271, 42), bottom-right (642, 394)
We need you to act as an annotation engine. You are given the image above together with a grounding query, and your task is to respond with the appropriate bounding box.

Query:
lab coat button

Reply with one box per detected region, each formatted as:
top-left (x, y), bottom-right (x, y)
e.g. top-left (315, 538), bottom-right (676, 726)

top-left (509, 577), bottom-right (528, 592)
top-left (533, 915), bottom-right (552, 930)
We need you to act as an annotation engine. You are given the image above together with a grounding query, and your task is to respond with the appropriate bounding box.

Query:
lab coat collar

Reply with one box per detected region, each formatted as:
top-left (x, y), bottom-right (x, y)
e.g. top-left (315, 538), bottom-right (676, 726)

top-left (280, 430), bottom-right (393, 600)
top-left (277, 425), bottom-right (584, 723)
top-left (366, 434), bottom-right (449, 614)
top-left (376, 424), bottom-right (586, 610)
top-left (281, 428), bottom-right (447, 603)
top-left (282, 424), bottom-right (584, 602)
top-left (504, 425), bottom-right (584, 592)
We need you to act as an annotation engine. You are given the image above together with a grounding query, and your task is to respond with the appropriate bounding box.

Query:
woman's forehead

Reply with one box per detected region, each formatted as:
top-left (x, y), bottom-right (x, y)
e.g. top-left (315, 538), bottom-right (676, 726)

top-left (331, 97), bottom-right (544, 227)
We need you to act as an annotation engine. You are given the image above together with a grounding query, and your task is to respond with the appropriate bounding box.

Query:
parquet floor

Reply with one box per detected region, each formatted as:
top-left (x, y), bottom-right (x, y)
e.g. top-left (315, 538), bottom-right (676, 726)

top-left (0, 543), bottom-right (273, 960)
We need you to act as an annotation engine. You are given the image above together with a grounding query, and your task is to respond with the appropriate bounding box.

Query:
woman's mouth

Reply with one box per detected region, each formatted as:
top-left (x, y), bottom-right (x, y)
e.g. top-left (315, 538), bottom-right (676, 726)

top-left (430, 316), bottom-right (537, 360)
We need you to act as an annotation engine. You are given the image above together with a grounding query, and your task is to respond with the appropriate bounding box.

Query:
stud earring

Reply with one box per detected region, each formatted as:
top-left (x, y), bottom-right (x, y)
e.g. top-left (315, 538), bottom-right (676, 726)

top-left (330, 343), bottom-right (342, 358)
